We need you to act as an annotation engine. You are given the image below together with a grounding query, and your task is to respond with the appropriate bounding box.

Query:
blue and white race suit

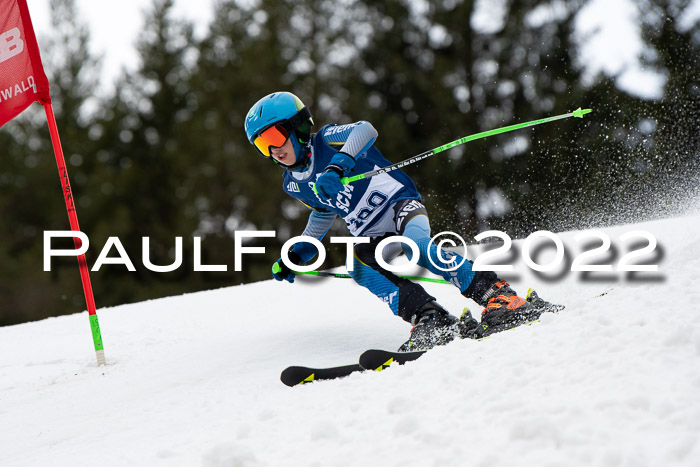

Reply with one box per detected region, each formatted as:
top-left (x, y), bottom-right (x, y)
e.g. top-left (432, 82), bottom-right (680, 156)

top-left (282, 122), bottom-right (476, 321)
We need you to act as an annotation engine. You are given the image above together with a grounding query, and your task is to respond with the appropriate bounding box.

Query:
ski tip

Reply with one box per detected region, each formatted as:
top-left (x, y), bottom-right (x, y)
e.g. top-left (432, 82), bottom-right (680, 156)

top-left (280, 366), bottom-right (315, 387)
top-left (573, 107), bottom-right (592, 118)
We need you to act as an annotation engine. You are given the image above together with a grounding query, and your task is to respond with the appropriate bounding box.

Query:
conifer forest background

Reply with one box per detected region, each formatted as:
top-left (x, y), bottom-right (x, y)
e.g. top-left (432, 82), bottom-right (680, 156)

top-left (1, 0), bottom-right (698, 325)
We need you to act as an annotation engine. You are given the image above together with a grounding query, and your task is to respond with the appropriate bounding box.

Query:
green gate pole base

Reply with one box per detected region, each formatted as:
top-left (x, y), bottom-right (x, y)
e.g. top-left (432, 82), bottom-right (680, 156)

top-left (89, 313), bottom-right (106, 366)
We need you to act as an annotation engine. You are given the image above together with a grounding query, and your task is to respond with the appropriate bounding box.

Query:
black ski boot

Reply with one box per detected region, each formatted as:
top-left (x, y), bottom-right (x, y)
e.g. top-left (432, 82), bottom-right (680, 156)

top-left (463, 272), bottom-right (543, 336)
top-left (398, 301), bottom-right (462, 352)
top-left (479, 287), bottom-right (564, 335)
top-left (479, 281), bottom-right (542, 335)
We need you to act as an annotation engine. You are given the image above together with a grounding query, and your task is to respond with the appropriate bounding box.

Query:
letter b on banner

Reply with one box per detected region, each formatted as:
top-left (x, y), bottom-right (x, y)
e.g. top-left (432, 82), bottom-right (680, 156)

top-left (0, 28), bottom-right (24, 64)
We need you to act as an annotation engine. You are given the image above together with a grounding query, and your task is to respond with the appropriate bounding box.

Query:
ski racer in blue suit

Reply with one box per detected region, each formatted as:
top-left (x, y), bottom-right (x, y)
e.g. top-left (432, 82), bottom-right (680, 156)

top-left (244, 92), bottom-right (545, 350)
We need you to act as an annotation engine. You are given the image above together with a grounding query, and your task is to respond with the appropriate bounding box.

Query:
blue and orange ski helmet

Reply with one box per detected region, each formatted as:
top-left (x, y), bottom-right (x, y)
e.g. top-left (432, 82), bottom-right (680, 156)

top-left (244, 92), bottom-right (313, 160)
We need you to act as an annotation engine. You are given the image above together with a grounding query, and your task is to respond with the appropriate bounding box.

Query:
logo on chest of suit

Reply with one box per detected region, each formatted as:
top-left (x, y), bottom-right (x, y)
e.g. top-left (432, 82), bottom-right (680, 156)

top-left (286, 181), bottom-right (300, 193)
top-left (309, 180), bottom-right (354, 213)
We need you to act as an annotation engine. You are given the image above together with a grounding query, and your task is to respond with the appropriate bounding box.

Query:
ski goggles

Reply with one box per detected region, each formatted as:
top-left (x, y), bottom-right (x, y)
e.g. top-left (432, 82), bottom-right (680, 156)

top-left (253, 124), bottom-right (291, 158)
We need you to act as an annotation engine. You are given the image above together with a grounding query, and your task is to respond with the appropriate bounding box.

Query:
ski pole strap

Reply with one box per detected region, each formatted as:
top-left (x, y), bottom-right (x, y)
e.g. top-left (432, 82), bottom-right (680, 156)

top-left (339, 107), bottom-right (592, 186)
top-left (295, 270), bottom-right (451, 285)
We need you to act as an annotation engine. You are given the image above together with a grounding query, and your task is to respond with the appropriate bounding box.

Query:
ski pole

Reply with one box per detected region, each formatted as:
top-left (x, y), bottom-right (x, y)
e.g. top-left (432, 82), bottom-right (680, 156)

top-left (314, 107), bottom-right (591, 192)
top-left (293, 269), bottom-right (452, 285)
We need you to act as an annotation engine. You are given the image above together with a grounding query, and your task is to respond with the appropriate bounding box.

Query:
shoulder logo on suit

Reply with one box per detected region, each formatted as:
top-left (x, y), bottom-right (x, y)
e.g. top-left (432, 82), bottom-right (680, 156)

top-left (323, 123), bottom-right (358, 137)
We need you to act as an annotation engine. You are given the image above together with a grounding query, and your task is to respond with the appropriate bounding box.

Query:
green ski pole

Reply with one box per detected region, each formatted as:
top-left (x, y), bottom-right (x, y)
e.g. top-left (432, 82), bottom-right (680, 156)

top-left (314, 107), bottom-right (591, 192)
top-left (272, 263), bottom-right (452, 285)
top-left (293, 269), bottom-right (452, 285)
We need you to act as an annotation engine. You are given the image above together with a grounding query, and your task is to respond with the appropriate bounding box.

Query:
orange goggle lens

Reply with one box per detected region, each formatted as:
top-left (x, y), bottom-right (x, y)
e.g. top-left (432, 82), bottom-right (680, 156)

top-left (253, 125), bottom-right (290, 157)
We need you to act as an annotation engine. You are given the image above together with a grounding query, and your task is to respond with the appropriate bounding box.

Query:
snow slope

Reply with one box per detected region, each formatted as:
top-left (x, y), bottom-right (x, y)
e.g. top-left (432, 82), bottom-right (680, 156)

top-left (2, 213), bottom-right (700, 467)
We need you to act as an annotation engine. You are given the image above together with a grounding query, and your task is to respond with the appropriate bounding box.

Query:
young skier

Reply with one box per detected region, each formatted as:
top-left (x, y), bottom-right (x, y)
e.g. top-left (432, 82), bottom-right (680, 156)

top-left (244, 91), bottom-right (552, 350)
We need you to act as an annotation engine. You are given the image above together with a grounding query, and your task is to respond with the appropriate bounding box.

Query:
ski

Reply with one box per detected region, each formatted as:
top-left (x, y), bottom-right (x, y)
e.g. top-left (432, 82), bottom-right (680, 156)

top-left (359, 317), bottom-right (544, 371)
top-left (358, 289), bottom-right (564, 372)
top-left (359, 349), bottom-right (426, 371)
top-left (280, 288), bottom-right (579, 385)
top-left (280, 363), bottom-right (364, 387)
top-left (280, 315), bottom-right (544, 386)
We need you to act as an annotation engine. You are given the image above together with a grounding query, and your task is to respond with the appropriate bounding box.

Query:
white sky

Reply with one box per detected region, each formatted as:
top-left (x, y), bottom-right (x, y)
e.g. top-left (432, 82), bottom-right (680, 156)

top-left (24, 0), bottom-right (700, 100)
top-left (27, 0), bottom-right (216, 95)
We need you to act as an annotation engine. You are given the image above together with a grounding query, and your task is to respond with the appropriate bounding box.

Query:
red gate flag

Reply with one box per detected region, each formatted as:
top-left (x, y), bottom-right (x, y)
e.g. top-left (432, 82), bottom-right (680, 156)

top-left (0, 0), bottom-right (105, 365)
top-left (0, 0), bottom-right (51, 127)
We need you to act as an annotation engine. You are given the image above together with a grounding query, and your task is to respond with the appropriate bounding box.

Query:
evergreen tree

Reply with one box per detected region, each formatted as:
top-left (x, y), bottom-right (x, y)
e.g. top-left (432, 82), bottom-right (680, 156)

top-left (87, 0), bottom-right (206, 305)
top-left (341, 0), bottom-right (592, 236)
top-left (516, 0), bottom-right (700, 230)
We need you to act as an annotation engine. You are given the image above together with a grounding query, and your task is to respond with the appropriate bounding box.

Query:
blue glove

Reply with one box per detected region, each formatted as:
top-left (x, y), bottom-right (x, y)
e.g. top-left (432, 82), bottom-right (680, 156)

top-left (315, 152), bottom-right (355, 201)
top-left (315, 171), bottom-right (344, 201)
top-left (272, 251), bottom-right (302, 283)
